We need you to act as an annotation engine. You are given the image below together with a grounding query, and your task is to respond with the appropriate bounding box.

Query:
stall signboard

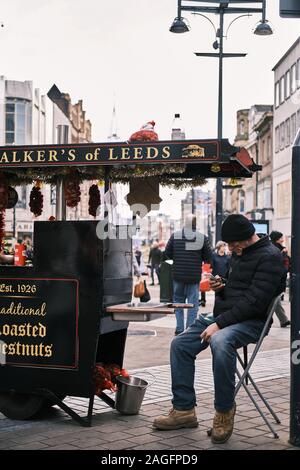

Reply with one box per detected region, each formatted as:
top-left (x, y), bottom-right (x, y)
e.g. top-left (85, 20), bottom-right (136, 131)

top-left (0, 278), bottom-right (79, 369)
top-left (0, 140), bottom-right (220, 167)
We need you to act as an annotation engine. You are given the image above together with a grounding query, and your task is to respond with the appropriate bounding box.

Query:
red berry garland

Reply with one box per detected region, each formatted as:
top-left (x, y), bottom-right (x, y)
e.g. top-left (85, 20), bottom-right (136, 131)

top-left (64, 170), bottom-right (81, 208)
top-left (29, 183), bottom-right (43, 217)
top-left (0, 211), bottom-right (5, 251)
top-left (88, 184), bottom-right (101, 217)
top-left (0, 175), bottom-right (8, 249)
top-left (0, 175), bottom-right (8, 212)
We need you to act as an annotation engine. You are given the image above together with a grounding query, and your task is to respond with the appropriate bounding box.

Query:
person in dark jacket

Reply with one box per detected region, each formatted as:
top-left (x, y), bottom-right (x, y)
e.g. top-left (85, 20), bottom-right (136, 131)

top-left (269, 230), bottom-right (291, 327)
top-left (164, 213), bottom-right (212, 335)
top-left (153, 214), bottom-right (286, 445)
top-left (212, 241), bottom-right (230, 278)
top-left (148, 241), bottom-right (162, 285)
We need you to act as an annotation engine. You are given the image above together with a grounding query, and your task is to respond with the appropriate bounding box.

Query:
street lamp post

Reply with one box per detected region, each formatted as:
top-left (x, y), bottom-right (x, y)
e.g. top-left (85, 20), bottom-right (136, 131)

top-left (169, 0), bottom-right (272, 243)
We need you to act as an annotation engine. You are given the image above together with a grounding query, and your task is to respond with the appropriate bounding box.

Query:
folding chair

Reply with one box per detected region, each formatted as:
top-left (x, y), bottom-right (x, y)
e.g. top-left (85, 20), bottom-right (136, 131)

top-left (234, 294), bottom-right (283, 439)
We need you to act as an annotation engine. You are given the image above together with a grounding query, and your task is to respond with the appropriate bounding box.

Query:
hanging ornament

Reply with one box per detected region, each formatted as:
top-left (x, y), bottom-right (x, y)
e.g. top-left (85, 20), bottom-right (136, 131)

top-left (88, 184), bottom-right (101, 217)
top-left (29, 181), bottom-right (43, 217)
top-left (64, 169), bottom-right (81, 208)
top-left (0, 211), bottom-right (5, 251)
top-left (0, 174), bottom-right (8, 211)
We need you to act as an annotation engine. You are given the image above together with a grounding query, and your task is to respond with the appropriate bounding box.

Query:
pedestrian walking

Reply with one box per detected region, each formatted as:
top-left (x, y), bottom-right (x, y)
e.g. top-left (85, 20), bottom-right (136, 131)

top-left (164, 213), bottom-right (212, 335)
top-left (153, 214), bottom-right (286, 444)
top-left (148, 241), bottom-right (161, 285)
top-left (212, 241), bottom-right (230, 278)
top-left (269, 230), bottom-right (291, 327)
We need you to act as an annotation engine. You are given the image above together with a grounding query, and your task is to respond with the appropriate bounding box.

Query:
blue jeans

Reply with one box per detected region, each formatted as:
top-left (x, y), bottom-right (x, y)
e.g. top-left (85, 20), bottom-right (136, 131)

top-left (170, 315), bottom-right (266, 412)
top-left (173, 280), bottom-right (199, 333)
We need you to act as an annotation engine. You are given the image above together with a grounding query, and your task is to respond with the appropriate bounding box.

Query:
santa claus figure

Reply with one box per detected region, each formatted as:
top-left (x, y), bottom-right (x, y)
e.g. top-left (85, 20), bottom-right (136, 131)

top-left (128, 121), bottom-right (158, 143)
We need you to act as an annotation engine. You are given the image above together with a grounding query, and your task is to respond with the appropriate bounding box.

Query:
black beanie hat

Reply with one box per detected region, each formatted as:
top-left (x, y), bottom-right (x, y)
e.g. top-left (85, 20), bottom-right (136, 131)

top-left (270, 230), bottom-right (283, 242)
top-left (221, 214), bottom-right (255, 242)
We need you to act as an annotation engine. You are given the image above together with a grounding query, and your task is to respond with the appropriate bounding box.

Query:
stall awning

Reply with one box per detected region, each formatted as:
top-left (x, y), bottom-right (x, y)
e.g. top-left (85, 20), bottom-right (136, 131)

top-left (0, 139), bottom-right (261, 184)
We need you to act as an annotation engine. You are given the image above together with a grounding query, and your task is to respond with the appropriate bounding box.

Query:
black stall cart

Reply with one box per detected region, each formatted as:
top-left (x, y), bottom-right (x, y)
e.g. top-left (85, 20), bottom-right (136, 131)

top-left (0, 138), bottom-right (259, 426)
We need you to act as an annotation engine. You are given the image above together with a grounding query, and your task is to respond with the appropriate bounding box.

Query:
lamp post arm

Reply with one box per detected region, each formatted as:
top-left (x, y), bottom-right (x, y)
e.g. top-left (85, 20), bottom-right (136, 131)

top-left (225, 14), bottom-right (252, 38)
top-left (191, 12), bottom-right (217, 36)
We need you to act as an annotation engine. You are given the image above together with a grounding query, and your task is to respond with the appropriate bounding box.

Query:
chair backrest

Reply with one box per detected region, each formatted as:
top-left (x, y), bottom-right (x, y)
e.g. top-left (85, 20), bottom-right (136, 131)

top-left (235, 293), bottom-right (284, 396)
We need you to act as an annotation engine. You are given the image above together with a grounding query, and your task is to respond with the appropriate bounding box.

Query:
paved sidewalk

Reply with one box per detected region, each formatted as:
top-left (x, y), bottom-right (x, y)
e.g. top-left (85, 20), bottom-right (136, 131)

top-left (0, 376), bottom-right (296, 450)
top-left (0, 349), bottom-right (297, 451)
top-left (0, 286), bottom-right (297, 450)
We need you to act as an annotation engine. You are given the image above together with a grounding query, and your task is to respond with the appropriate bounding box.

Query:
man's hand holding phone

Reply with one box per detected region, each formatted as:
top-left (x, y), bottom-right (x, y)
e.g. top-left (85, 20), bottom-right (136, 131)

top-left (206, 273), bottom-right (224, 292)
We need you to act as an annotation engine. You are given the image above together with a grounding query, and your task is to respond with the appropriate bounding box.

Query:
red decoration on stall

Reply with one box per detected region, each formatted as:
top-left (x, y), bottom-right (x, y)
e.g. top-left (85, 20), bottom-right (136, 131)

top-left (0, 173), bottom-right (8, 211)
top-left (64, 169), bottom-right (81, 208)
top-left (93, 363), bottom-right (129, 395)
top-left (29, 181), bottom-right (43, 217)
top-left (128, 121), bottom-right (158, 143)
top-left (0, 211), bottom-right (5, 251)
top-left (88, 184), bottom-right (101, 217)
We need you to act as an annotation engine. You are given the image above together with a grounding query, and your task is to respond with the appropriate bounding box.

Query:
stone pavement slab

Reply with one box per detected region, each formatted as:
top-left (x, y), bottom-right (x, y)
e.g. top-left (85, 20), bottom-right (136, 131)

top-left (0, 376), bottom-right (299, 451)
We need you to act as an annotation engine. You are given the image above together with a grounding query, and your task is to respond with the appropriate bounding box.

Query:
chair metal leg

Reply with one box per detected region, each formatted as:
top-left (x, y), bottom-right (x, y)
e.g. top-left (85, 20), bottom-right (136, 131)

top-left (236, 354), bottom-right (281, 424)
top-left (239, 371), bottom-right (281, 424)
top-left (235, 369), bottom-right (279, 439)
top-left (242, 346), bottom-right (249, 386)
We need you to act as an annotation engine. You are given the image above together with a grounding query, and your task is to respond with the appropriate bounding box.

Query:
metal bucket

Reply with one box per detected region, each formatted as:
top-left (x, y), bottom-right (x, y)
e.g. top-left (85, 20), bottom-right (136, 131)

top-left (115, 375), bottom-right (148, 415)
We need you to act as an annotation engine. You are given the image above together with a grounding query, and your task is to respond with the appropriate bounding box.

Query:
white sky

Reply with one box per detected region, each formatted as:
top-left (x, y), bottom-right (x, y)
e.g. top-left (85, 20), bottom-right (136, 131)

top-left (1, 0), bottom-right (299, 218)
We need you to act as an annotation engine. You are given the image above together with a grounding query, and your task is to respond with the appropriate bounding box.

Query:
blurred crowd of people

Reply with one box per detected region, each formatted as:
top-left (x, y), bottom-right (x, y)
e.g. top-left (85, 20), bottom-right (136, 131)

top-left (132, 219), bottom-right (291, 331)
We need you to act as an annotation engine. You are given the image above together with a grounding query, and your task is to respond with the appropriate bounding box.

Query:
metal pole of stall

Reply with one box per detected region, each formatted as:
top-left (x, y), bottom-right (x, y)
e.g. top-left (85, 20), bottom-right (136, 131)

top-left (290, 134), bottom-right (300, 447)
top-left (215, 6), bottom-right (224, 243)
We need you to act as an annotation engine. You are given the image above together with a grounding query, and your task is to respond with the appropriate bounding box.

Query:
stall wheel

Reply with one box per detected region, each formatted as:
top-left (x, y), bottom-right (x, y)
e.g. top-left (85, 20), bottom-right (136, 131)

top-left (0, 392), bottom-right (45, 420)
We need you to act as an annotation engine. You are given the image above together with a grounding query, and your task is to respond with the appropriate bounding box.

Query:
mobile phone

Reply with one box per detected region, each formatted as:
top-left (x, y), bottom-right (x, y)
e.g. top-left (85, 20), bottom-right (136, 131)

top-left (207, 273), bottom-right (218, 281)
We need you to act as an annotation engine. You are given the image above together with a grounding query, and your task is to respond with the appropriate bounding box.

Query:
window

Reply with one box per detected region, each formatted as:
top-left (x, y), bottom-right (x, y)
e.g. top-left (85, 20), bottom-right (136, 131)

top-left (275, 126), bottom-right (280, 153)
top-left (57, 125), bottom-right (69, 144)
top-left (263, 179), bottom-right (271, 208)
top-left (291, 113), bottom-right (297, 143)
top-left (267, 136), bottom-right (272, 161)
top-left (275, 82), bottom-right (280, 108)
top-left (285, 118), bottom-right (290, 147)
top-left (239, 119), bottom-right (245, 135)
top-left (261, 140), bottom-right (265, 163)
top-left (238, 190), bottom-right (245, 213)
top-left (297, 59), bottom-right (300, 88)
top-left (291, 64), bottom-right (297, 94)
top-left (285, 70), bottom-right (291, 99)
top-left (297, 109), bottom-right (300, 131)
top-left (245, 190), bottom-right (254, 212)
top-left (5, 99), bottom-right (32, 145)
top-left (277, 180), bottom-right (291, 218)
top-left (258, 179), bottom-right (271, 209)
top-left (280, 76), bottom-right (285, 104)
top-left (280, 122), bottom-right (285, 150)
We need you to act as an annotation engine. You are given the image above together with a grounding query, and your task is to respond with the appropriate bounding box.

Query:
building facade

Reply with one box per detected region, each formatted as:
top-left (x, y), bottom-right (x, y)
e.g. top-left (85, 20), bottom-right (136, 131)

top-left (272, 36), bottom-right (300, 250)
top-left (0, 76), bottom-right (48, 240)
top-left (47, 84), bottom-right (93, 221)
top-left (223, 105), bottom-right (274, 234)
top-left (0, 78), bottom-right (93, 242)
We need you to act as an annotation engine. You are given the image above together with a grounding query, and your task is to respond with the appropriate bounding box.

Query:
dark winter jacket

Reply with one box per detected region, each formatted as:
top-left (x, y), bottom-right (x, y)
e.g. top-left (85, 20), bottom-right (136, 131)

top-left (164, 229), bottom-right (212, 284)
top-left (272, 241), bottom-right (291, 273)
top-left (212, 252), bottom-right (231, 278)
top-left (148, 247), bottom-right (162, 266)
top-left (214, 236), bottom-right (286, 329)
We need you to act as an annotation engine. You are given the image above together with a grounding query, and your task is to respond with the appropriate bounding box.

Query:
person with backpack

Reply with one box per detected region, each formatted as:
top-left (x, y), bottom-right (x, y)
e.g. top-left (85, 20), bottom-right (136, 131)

top-left (164, 213), bottom-right (212, 335)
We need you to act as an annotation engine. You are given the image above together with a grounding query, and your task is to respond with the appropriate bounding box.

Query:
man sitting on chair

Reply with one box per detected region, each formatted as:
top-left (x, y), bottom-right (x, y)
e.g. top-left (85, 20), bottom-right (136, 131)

top-left (153, 214), bottom-right (286, 444)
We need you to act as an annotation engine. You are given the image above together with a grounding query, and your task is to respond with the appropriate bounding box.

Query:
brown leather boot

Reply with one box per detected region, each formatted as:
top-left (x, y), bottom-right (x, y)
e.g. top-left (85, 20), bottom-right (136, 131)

top-left (211, 404), bottom-right (236, 444)
top-left (153, 408), bottom-right (198, 430)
